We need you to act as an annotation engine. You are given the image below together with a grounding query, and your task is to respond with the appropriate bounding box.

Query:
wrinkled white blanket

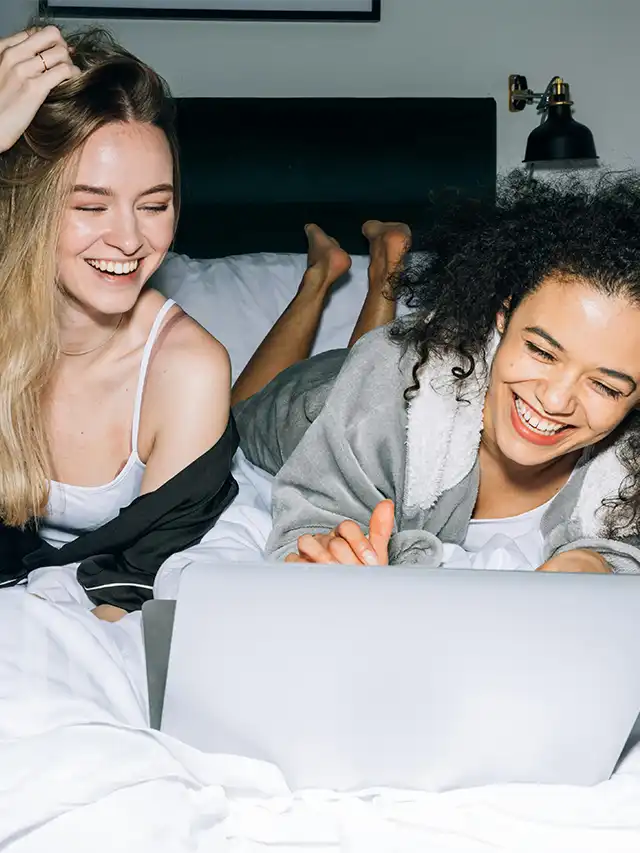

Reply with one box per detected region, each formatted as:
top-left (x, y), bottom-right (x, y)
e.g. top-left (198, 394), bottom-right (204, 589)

top-left (2, 587), bottom-right (640, 853)
top-left (3, 453), bottom-right (640, 852)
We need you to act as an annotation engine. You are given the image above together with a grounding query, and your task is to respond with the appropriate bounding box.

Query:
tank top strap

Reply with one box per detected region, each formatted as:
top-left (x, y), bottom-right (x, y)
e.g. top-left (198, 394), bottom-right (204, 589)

top-left (131, 299), bottom-right (176, 454)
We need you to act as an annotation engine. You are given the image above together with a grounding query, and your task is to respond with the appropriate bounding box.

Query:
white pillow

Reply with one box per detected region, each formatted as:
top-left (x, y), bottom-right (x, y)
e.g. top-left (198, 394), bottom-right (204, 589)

top-left (150, 252), bottom-right (373, 381)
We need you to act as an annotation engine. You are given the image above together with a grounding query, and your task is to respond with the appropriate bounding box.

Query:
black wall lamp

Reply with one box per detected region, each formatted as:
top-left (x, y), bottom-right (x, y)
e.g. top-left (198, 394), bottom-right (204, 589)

top-left (509, 75), bottom-right (598, 164)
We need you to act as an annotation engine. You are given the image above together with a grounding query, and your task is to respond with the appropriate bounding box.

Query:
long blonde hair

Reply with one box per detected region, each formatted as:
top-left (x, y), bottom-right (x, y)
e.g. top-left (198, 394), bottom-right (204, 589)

top-left (0, 28), bottom-right (180, 526)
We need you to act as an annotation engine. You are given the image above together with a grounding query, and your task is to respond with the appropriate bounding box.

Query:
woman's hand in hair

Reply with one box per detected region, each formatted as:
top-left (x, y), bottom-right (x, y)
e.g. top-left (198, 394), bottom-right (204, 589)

top-left (536, 550), bottom-right (612, 574)
top-left (285, 500), bottom-right (395, 566)
top-left (0, 26), bottom-right (80, 153)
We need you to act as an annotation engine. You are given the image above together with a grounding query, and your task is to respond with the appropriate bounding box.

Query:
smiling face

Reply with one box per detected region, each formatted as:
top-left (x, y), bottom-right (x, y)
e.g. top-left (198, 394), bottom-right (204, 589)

top-left (483, 276), bottom-right (640, 469)
top-left (57, 120), bottom-right (176, 316)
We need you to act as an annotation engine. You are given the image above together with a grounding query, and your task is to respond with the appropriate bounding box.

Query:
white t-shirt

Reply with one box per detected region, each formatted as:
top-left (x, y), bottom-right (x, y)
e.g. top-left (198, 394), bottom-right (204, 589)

top-left (441, 498), bottom-right (554, 572)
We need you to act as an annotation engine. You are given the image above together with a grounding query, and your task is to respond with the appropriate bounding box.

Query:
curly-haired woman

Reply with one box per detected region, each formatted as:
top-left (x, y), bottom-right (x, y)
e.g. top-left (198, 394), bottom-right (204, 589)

top-left (238, 172), bottom-right (640, 574)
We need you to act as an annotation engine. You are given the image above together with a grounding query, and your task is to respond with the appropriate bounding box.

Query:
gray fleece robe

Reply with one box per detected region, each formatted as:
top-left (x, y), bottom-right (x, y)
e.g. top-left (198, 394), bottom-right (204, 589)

top-left (234, 326), bottom-right (640, 572)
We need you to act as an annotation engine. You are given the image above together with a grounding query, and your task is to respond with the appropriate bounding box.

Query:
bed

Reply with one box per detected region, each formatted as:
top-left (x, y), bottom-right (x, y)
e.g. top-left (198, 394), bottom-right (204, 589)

top-left (171, 96), bottom-right (497, 258)
top-left (4, 97), bottom-right (640, 852)
top-left (151, 96), bottom-right (497, 379)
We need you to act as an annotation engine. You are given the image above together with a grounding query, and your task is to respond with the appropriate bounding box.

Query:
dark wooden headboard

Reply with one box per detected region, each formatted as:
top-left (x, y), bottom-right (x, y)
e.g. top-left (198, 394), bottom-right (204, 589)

top-left (172, 97), bottom-right (496, 258)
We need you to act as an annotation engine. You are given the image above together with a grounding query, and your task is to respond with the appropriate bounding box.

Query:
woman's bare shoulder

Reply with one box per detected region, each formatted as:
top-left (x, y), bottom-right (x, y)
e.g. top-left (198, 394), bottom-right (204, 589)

top-left (139, 289), bottom-right (229, 381)
top-left (137, 294), bottom-right (232, 489)
top-left (151, 319), bottom-right (229, 405)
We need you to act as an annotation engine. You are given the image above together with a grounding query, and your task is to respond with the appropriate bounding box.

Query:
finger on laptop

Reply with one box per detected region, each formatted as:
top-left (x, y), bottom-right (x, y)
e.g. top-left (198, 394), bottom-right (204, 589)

top-left (296, 532), bottom-right (339, 564)
top-left (284, 552), bottom-right (312, 563)
top-left (335, 519), bottom-right (379, 565)
top-left (328, 535), bottom-right (362, 565)
top-left (367, 499), bottom-right (395, 565)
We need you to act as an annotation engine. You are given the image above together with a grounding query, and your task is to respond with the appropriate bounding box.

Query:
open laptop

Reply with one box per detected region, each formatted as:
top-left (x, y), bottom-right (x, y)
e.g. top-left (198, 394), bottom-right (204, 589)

top-left (142, 562), bottom-right (640, 792)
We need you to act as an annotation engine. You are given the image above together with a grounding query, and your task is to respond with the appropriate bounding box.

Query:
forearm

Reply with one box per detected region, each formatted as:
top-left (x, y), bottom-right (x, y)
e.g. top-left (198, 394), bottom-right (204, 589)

top-left (93, 604), bottom-right (127, 622)
top-left (537, 549), bottom-right (612, 573)
top-left (264, 329), bottom-right (406, 558)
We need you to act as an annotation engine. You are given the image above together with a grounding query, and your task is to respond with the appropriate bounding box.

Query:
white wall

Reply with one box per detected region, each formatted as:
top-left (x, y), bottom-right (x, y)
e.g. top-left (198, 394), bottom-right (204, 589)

top-left (2, 0), bottom-right (36, 32)
top-left (5, 0), bottom-right (640, 172)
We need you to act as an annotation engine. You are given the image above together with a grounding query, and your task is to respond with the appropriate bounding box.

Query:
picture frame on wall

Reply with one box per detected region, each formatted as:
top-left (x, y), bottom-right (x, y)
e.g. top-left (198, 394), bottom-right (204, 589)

top-left (40, 0), bottom-right (381, 22)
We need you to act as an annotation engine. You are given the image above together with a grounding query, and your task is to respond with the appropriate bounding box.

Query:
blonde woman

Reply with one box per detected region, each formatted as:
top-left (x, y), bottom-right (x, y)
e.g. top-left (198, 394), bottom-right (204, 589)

top-left (0, 26), bottom-right (237, 621)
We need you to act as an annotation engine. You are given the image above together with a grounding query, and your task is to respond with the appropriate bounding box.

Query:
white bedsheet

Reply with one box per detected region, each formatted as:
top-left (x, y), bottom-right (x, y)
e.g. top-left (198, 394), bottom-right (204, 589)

top-left (2, 585), bottom-right (640, 852)
top-left (153, 449), bottom-right (275, 600)
top-left (4, 453), bottom-right (640, 851)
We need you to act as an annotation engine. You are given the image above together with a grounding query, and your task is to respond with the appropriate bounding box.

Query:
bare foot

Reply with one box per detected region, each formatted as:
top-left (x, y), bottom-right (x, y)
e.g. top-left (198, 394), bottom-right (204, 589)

top-left (298, 223), bottom-right (352, 296)
top-left (362, 220), bottom-right (411, 295)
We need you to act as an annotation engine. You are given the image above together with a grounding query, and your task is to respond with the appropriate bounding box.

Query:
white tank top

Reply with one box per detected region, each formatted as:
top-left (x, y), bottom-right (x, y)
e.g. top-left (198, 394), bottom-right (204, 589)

top-left (40, 299), bottom-right (176, 549)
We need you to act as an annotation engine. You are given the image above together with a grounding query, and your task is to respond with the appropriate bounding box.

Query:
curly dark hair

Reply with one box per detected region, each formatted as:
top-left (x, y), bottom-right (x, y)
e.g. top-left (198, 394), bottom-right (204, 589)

top-left (389, 170), bottom-right (640, 538)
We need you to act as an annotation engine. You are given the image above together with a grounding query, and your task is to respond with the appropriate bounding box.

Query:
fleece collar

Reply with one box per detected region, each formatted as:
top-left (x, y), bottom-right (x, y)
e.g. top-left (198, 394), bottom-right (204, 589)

top-left (404, 341), bottom-right (494, 512)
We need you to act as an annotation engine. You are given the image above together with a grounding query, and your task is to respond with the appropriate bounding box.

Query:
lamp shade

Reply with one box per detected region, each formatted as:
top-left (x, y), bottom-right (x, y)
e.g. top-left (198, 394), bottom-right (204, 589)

top-left (524, 103), bottom-right (597, 163)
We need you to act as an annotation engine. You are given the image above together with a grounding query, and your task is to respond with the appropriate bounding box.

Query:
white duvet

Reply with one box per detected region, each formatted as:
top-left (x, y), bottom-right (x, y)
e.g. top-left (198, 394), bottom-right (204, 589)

top-left (3, 454), bottom-right (640, 851)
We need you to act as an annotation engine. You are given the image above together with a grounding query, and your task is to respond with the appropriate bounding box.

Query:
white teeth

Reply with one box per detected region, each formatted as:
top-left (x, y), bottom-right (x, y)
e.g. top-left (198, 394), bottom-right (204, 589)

top-left (515, 396), bottom-right (565, 435)
top-left (86, 259), bottom-right (139, 275)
